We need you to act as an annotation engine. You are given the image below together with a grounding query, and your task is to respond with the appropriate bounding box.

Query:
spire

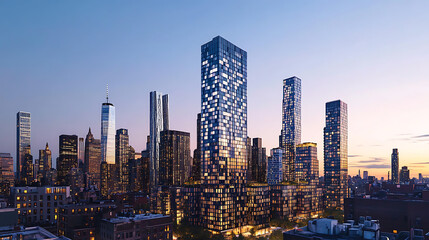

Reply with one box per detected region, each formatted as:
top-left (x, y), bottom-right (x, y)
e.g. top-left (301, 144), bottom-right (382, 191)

top-left (45, 142), bottom-right (49, 150)
top-left (89, 127), bottom-right (92, 134)
top-left (106, 84), bottom-right (109, 103)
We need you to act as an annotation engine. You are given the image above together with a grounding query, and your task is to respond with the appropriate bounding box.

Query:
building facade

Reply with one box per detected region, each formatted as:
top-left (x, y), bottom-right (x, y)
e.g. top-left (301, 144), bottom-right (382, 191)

top-left (57, 135), bottom-right (78, 186)
top-left (251, 138), bottom-right (267, 183)
top-left (324, 100), bottom-right (348, 209)
top-left (11, 186), bottom-right (70, 226)
top-left (267, 148), bottom-right (283, 185)
top-left (159, 130), bottom-right (191, 186)
top-left (149, 91), bottom-right (169, 187)
top-left (100, 214), bottom-right (172, 240)
top-left (200, 36), bottom-right (248, 232)
top-left (16, 111), bottom-right (31, 181)
top-left (0, 153), bottom-right (14, 195)
top-left (295, 142), bottom-right (318, 184)
top-left (281, 77), bottom-right (301, 182)
top-left (116, 128), bottom-right (130, 193)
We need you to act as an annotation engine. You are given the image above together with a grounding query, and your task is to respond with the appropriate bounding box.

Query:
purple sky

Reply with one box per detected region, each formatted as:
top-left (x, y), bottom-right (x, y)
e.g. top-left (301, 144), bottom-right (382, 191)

top-left (1, 1), bottom-right (429, 178)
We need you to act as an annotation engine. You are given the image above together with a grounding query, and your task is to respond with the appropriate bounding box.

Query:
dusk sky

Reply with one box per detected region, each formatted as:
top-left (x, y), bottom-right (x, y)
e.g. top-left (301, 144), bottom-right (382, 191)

top-left (1, 1), bottom-right (429, 178)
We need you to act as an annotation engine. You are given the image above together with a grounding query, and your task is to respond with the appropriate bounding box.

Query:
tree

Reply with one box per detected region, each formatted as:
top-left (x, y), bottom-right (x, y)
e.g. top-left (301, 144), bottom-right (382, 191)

top-left (269, 229), bottom-right (283, 240)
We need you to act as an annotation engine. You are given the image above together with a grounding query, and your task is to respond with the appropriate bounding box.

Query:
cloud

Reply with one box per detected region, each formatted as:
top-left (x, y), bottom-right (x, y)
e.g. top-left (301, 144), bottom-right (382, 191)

top-left (412, 134), bottom-right (429, 139)
top-left (357, 158), bottom-right (386, 163)
top-left (410, 162), bottom-right (429, 165)
top-left (350, 164), bottom-right (390, 169)
top-left (348, 155), bottom-right (362, 158)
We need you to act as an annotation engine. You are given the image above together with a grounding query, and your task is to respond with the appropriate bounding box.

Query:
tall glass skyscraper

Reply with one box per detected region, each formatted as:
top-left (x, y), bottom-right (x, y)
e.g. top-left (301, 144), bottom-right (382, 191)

top-left (282, 77), bottom-right (301, 182)
top-left (324, 100), bottom-right (348, 209)
top-left (391, 148), bottom-right (399, 184)
top-left (101, 92), bottom-right (115, 164)
top-left (149, 91), bottom-right (169, 187)
top-left (16, 111), bottom-right (31, 180)
top-left (200, 36), bottom-right (247, 232)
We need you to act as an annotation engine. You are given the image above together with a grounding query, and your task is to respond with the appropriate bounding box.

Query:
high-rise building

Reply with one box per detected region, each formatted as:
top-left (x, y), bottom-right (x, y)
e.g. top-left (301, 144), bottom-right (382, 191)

top-left (37, 143), bottom-right (52, 184)
top-left (57, 135), bottom-right (78, 186)
top-left (282, 77), bottom-right (301, 182)
top-left (116, 128), bottom-right (130, 192)
top-left (267, 148), bottom-right (283, 185)
top-left (149, 91), bottom-right (169, 187)
top-left (84, 128), bottom-right (101, 189)
top-left (159, 130), bottom-right (191, 186)
top-left (251, 138), bottom-right (267, 183)
top-left (200, 36), bottom-right (247, 232)
top-left (21, 153), bottom-right (33, 185)
top-left (78, 137), bottom-right (84, 167)
top-left (192, 113), bottom-right (201, 181)
top-left (295, 142), bottom-right (318, 184)
top-left (0, 153), bottom-right (15, 194)
top-left (391, 148), bottom-right (399, 184)
top-left (363, 171), bottom-right (369, 180)
top-left (400, 166), bottom-right (410, 183)
top-left (324, 100), bottom-right (348, 209)
top-left (101, 89), bottom-right (115, 164)
top-left (16, 111), bottom-right (31, 180)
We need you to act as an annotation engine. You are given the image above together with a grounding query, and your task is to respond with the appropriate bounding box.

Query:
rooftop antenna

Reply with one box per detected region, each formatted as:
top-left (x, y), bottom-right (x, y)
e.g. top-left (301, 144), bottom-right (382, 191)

top-left (106, 84), bottom-right (109, 103)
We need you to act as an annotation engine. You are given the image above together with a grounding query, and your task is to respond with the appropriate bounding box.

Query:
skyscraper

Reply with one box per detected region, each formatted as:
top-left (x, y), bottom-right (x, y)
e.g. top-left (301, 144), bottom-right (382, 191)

top-left (57, 135), bottom-right (78, 186)
top-left (38, 143), bottom-right (52, 184)
top-left (267, 148), bottom-right (283, 185)
top-left (16, 111), bottom-right (31, 180)
top-left (200, 36), bottom-right (247, 232)
top-left (282, 77), bottom-right (301, 182)
top-left (400, 166), bottom-right (410, 183)
top-left (391, 148), bottom-right (399, 184)
top-left (159, 130), bottom-right (191, 186)
top-left (101, 89), bottom-right (115, 164)
top-left (149, 91), bottom-right (169, 187)
top-left (78, 137), bottom-right (84, 167)
top-left (116, 128), bottom-right (130, 192)
top-left (295, 142), bottom-right (318, 184)
top-left (251, 138), bottom-right (267, 183)
top-left (84, 128), bottom-right (101, 189)
top-left (324, 100), bottom-right (348, 209)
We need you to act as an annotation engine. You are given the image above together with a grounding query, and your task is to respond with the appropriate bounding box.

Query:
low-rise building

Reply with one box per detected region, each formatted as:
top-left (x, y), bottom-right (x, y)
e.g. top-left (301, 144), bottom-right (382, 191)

top-left (11, 186), bottom-right (70, 226)
top-left (283, 217), bottom-right (381, 240)
top-left (100, 213), bottom-right (172, 240)
top-left (57, 202), bottom-right (117, 240)
top-left (0, 226), bottom-right (70, 240)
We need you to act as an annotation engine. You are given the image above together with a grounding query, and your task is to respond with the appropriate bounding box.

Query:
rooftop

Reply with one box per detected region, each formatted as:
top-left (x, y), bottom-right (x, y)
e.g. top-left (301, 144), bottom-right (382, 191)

top-left (104, 213), bottom-right (169, 224)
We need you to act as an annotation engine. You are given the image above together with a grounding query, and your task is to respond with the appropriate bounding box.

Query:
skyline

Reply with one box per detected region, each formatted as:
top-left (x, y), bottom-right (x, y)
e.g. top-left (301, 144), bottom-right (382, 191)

top-left (2, 1), bottom-right (429, 178)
